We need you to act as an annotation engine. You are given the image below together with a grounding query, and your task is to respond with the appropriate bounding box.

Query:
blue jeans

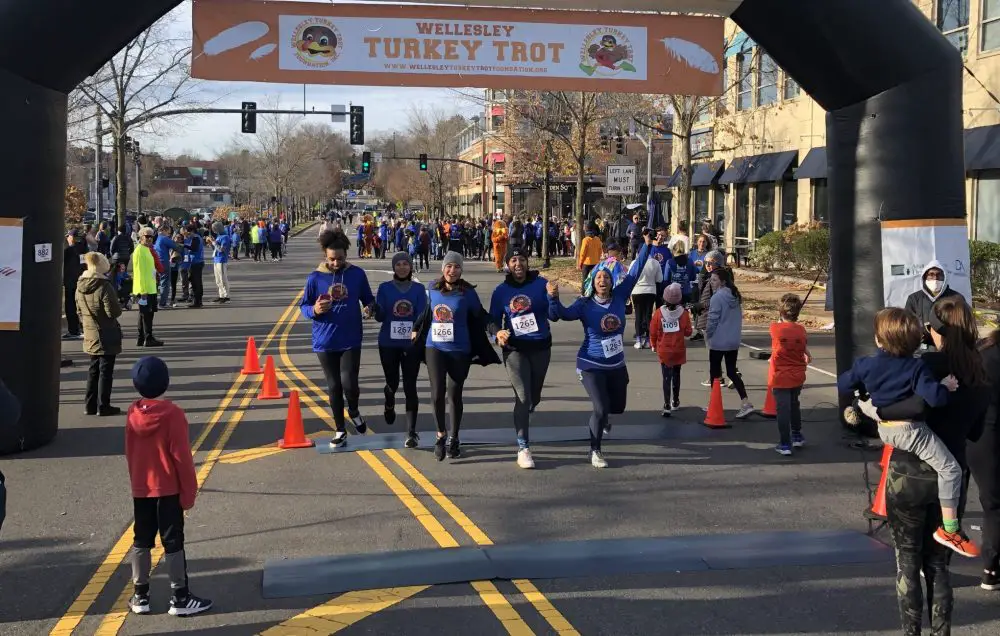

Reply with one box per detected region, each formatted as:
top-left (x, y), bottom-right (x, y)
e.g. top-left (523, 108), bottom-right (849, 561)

top-left (157, 273), bottom-right (171, 307)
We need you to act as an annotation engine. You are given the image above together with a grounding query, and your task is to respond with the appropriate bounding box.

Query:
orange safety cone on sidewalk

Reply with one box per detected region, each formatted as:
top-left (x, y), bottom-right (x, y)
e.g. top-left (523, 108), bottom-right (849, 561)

top-left (278, 391), bottom-right (314, 449)
top-left (241, 337), bottom-right (263, 375)
top-left (257, 355), bottom-right (283, 400)
top-left (761, 385), bottom-right (777, 418)
top-left (870, 444), bottom-right (894, 518)
top-left (704, 379), bottom-right (730, 429)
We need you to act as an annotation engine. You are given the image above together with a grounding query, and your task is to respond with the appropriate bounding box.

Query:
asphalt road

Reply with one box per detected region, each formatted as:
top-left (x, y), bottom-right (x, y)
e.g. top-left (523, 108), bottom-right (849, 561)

top-left (1, 228), bottom-right (998, 635)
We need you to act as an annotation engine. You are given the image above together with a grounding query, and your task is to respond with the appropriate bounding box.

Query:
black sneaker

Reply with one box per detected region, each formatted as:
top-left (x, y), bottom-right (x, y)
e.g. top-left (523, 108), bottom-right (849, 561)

top-left (672, 399), bottom-right (680, 410)
top-left (330, 432), bottom-right (347, 448)
top-left (98, 406), bottom-right (122, 417)
top-left (434, 436), bottom-right (446, 461)
top-left (447, 437), bottom-right (461, 459)
top-left (144, 337), bottom-right (164, 348)
top-left (982, 569), bottom-right (1000, 591)
top-left (168, 593), bottom-right (213, 616)
top-left (404, 433), bottom-right (419, 449)
top-left (348, 412), bottom-right (368, 435)
top-left (128, 592), bottom-right (150, 615)
top-left (384, 388), bottom-right (396, 425)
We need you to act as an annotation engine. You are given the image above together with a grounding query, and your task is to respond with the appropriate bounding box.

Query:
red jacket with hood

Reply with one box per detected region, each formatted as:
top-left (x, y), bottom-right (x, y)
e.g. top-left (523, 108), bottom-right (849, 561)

top-left (125, 398), bottom-right (198, 509)
top-left (650, 305), bottom-right (693, 366)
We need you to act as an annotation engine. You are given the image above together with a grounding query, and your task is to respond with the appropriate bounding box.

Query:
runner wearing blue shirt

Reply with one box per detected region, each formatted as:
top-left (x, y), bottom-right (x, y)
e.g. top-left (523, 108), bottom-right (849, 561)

top-left (650, 225), bottom-right (675, 308)
top-left (489, 245), bottom-right (554, 469)
top-left (207, 222), bottom-right (231, 303)
top-left (301, 229), bottom-right (376, 448)
top-left (547, 229), bottom-right (653, 468)
top-left (373, 252), bottom-right (427, 448)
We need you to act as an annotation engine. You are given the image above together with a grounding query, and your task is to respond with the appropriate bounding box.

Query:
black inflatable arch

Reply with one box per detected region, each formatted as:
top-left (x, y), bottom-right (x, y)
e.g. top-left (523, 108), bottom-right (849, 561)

top-left (0, 0), bottom-right (964, 454)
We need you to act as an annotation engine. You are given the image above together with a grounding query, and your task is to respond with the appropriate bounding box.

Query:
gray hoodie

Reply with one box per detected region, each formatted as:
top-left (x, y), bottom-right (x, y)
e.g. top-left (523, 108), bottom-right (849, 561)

top-left (706, 286), bottom-right (742, 351)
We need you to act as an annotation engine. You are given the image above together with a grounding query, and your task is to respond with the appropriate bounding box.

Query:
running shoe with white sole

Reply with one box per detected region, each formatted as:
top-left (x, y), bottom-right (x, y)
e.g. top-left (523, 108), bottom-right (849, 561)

top-left (129, 593), bottom-right (150, 615)
top-left (661, 406), bottom-right (671, 418)
top-left (404, 433), bottom-right (419, 449)
top-left (168, 594), bottom-right (213, 617)
top-left (982, 569), bottom-right (1000, 591)
top-left (330, 431), bottom-right (347, 448)
top-left (735, 403), bottom-right (755, 419)
top-left (792, 432), bottom-right (806, 448)
top-left (933, 527), bottom-right (980, 557)
top-left (517, 448), bottom-right (535, 469)
top-left (590, 450), bottom-right (608, 469)
top-left (700, 379), bottom-right (712, 387)
top-left (633, 339), bottom-right (642, 349)
top-left (774, 444), bottom-right (792, 456)
top-left (347, 412), bottom-right (368, 435)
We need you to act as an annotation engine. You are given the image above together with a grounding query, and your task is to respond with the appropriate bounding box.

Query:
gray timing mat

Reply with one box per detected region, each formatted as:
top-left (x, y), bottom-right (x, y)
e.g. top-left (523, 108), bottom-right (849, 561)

top-left (262, 530), bottom-right (892, 598)
top-left (316, 422), bottom-right (711, 454)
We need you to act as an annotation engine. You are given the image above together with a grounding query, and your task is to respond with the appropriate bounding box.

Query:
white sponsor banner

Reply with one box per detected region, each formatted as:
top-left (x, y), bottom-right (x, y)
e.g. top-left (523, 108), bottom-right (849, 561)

top-left (277, 15), bottom-right (648, 80)
top-left (0, 220), bottom-right (24, 330)
top-left (881, 220), bottom-right (971, 309)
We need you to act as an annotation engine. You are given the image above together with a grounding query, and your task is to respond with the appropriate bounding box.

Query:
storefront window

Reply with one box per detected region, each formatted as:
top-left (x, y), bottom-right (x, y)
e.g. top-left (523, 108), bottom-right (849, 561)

top-left (694, 187), bottom-right (710, 227)
top-left (712, 185), bottom-right (726, 236)
top-left (781, 181), bottom-right (798, 229)
top-left (976, 170), bottom-right (1000, 242)
top-left (735, 184), bottom-right (749, 238)
top-left (812, 179), bottom-right (829, 224)
top-left (755, 183), bottom-right (775, 237)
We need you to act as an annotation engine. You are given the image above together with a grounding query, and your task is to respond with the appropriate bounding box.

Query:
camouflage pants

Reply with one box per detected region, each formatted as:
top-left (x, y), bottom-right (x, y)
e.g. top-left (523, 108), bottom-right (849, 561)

top-left (886, 458), bottom-right (953, 636)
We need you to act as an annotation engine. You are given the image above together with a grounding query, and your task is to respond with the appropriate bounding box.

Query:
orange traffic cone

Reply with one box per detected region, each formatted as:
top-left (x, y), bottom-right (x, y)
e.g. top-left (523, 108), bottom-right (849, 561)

top-left (761, 385), bottom-right (777, 418)
top-left (257, 355), bottom-right (283, 400)
top-left (278, 391), bottom-right (314, 449)
top-left (703, 379), bottom-right (729, 428)
top-left (870, 444), bottom-right (894, 518)
top-left (241, 337), bottom-right (262, 375)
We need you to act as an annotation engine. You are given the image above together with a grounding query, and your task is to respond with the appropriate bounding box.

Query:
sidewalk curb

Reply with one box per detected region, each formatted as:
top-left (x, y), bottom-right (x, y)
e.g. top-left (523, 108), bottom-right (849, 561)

top-left (290, 221), bottom-right (320, 238)
top-left (733, 267), bottom-right (827, 290)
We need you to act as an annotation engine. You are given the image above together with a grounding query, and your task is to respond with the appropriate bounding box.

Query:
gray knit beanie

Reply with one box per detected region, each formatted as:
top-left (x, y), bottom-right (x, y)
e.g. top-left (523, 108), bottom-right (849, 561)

top-left (391, 251), bottom-right (412, 269)
top-left (705, 249), bottom-right (724, 265)
top-left (442, 250), bottom-right (464, 272)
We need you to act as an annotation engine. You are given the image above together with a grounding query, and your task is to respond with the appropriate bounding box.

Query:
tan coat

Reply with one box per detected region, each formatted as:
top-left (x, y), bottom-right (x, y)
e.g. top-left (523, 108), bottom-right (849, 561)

top-left (75, 271), bottom-right (123, 356)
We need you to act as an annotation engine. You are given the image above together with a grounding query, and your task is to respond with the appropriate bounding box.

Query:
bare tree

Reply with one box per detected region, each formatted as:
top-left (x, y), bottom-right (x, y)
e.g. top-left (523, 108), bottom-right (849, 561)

top-left (74, 17), bottom-right (202, 226)
top-left (406, 106), bottom-right (466, 217)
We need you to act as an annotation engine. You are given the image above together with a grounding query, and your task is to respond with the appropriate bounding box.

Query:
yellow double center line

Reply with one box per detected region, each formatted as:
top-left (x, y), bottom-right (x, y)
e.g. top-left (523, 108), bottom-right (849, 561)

top-left (50, 292), bottom-right (304, 636)
top-left (274, 307), bottom-right (579, 635)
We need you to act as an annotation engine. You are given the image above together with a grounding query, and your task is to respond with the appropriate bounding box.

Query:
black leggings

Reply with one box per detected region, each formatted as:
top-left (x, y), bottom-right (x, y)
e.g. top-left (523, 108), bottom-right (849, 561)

top-left (379, 346), bottom-right (422, 434)
top-left (579, 367), bottom-right (629, 451)
top-left (709, 349), bottom-right (748, 400)
top-left (632, 293), bottom-right (656, 339)
top-left (316, 348), bottom-right (362, 432)
top-left (425, 348), bottom-right (471, 438)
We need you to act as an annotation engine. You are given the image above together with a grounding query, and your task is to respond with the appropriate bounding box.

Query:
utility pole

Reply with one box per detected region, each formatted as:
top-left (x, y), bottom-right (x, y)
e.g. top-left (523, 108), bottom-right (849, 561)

top-left (94, 107), bottom-right (103, 224)
top-left (541, 140), bottom-right (552, 268)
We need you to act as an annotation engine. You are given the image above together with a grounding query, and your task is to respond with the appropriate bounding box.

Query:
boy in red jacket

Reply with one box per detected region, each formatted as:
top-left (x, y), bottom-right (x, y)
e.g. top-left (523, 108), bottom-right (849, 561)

top-left (650, 283), bottom-right (693, 417)
top-left (769, 294), bottom-right (811, 455)
top-left (126, 356), bottom-right (212, 617)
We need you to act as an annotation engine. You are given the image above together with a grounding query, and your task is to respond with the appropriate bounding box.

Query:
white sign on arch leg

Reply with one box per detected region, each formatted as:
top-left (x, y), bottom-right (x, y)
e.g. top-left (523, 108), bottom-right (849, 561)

top-left (881, 219), bottom-right (972, 309)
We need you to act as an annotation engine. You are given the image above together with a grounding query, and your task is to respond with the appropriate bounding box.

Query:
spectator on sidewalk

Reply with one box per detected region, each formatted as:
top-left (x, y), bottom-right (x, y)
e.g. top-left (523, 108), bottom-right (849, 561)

top-left (181, 224), bottom-right (204, 308)
top-left (110, 224), bottom-right (133, 267)
top-left (77, 252), bottom-right (124, 417)
top-left (63, 229), bottom-right (88, 340)
top-left (131, 227), bottom-right (164, 347)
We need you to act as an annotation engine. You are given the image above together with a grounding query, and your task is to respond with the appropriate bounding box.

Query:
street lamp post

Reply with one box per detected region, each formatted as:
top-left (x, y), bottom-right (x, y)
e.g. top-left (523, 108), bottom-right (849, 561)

top-left (541, 139), bottom-right (552, 269)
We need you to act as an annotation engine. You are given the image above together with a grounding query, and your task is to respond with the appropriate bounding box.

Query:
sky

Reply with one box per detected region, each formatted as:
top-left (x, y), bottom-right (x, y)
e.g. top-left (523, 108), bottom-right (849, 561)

top-left (142, 1), bottom-right (477, 159)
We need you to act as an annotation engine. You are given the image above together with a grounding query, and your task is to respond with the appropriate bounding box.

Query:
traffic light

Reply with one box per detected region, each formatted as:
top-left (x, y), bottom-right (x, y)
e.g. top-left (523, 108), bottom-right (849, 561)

top-left (419, 153), bottom-right (428, 171)
top-left (361, 151), bottom-right (371, 174)
top-left (615, 134), bottom-right (624, 155)
top-left (350, 105), bottom-right (365, 145)
top-left (241, 101), bottom-right (257, 134)
top-left (599, 133), bottom-right (609, 151)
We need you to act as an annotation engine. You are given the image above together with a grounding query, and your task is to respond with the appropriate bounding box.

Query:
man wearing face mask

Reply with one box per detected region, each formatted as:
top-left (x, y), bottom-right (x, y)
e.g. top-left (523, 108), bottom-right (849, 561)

top-left (904, 260), bottom-right (964, 346)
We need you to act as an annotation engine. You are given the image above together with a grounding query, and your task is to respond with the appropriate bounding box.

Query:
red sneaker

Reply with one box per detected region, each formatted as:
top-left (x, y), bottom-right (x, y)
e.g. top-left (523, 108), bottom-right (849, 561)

top-left (934, 527), bottom-right (980, 557)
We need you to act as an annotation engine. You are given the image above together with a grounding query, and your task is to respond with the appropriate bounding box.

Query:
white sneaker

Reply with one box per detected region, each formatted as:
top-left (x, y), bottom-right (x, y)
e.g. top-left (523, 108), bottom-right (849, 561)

top-left (633, 338), bottom-right (642, 349)
top-left (330, 432), bottom-right (348, 448)
top-left (517, 448), bottom-right (535, 469)
top-left (590, 450), bottom-right (608, 468)
top-left (735, 403), bottom-right (754, 419)
top-left (661, 405), bottom-right (672, 418)
top-left (700, 379), bottom-right (712, 387)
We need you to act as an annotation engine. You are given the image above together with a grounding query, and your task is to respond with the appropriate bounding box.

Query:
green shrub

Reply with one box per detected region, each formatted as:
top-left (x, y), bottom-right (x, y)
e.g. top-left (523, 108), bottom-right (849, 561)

top-left (749, 231), bottom-right (785, 270)
top-left (970, 240), bottom-right (1000, 305)
top-left (789, 227), bottom-right (830, 271)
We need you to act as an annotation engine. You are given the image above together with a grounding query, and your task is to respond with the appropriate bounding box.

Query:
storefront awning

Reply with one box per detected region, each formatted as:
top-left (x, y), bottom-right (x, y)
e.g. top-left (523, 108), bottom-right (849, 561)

top-left (743, 150), bottom-right (797, 183)
top-left (794, 147), bottom-right (827, 180)
top-left (490, 105), bottom-right (505, 117)
top-left (717, 157), bottom-right (750, 185)
top-left (965, 125), bottom-right (1000, 171)
top-left (490, 152), bottom-right (505, 163)
top-left (665, 166), bottom-right (683, 188)
top-left (690, 160), bottom-right (726, 186)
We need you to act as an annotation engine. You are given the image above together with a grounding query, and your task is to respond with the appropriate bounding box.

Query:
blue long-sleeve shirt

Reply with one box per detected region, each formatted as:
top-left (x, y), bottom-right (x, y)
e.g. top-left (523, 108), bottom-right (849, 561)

top-left (374, 280), bottom-right (427, 348)
top-left (153, 236), bottom-right (177, 271)
top-left (425, 286), bottom-right (484, 355)
top-left (300, 264), bottom-right (375, 352)
top-left (837, 350), bottom-right (950, 409)
top-left (489, 273), bottom-right (553, 351)
top-left (650, 245), bottom-right (675, 278)
top-left (549, 243), bottom-right (650, 371)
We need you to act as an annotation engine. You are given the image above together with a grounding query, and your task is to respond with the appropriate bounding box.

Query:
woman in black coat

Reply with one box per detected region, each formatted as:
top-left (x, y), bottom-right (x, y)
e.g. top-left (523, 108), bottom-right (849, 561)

top-left (971, 331), bottom-right (1000, 590)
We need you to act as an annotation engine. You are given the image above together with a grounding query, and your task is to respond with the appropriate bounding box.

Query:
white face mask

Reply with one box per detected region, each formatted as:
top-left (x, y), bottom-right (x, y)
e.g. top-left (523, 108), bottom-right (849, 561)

top-left (926, 279), bottom-right (943, 294)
